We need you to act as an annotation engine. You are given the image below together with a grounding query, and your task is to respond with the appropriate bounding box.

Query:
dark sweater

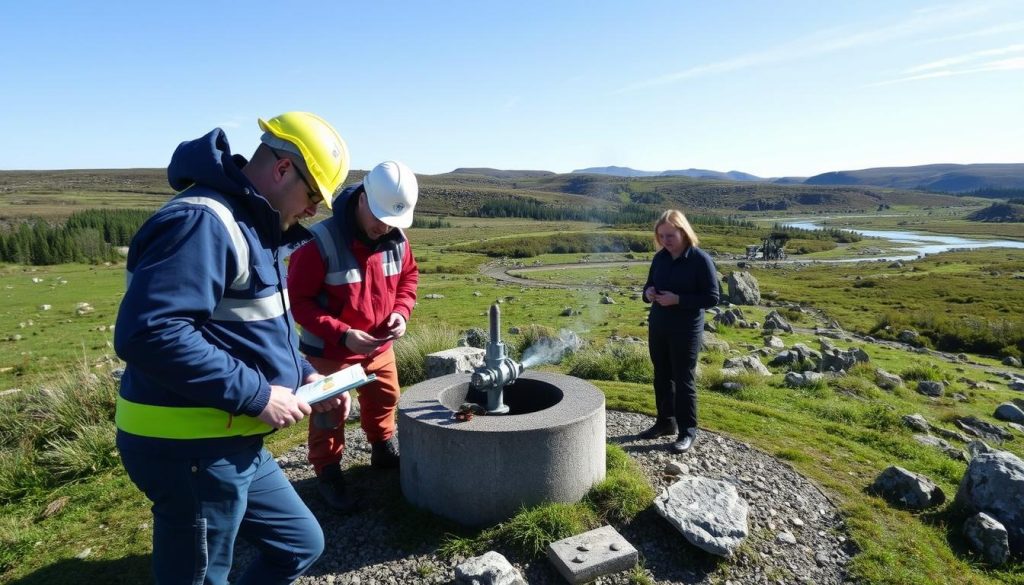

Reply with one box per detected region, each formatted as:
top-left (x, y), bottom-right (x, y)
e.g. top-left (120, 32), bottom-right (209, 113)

top-left (643, 246), bottom-right (720, 332)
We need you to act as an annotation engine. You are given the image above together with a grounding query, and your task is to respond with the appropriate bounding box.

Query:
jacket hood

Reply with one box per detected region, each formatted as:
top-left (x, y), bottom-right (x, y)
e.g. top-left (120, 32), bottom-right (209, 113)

top-left (167, 128), bottom-right (311, 247)
top-left (168, 128), bottom-right (251, 196)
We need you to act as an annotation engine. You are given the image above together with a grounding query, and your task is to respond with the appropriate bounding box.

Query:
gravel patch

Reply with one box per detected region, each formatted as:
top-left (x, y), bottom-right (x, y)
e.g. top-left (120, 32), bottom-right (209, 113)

top-left (234, 410), bottom-right (855, 584)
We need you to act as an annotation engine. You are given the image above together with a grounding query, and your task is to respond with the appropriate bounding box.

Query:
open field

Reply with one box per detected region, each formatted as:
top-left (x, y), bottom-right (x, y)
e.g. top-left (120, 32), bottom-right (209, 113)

top-left (2, 175), bottom-right (1024, 583)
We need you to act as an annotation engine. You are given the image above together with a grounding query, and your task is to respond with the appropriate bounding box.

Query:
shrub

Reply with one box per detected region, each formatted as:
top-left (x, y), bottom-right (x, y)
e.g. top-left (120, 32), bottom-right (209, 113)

top-left (566, 343), bottom-right (652, 383)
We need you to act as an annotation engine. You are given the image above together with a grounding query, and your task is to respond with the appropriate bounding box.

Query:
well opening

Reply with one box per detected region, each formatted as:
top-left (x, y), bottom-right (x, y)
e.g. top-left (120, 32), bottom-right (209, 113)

top-left (440, 379), bottom-right (563, 415)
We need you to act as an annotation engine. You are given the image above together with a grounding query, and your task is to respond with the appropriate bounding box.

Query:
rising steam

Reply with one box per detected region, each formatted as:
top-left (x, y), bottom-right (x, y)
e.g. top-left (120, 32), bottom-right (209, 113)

top-left (520, 329), bottom-right (583, 369)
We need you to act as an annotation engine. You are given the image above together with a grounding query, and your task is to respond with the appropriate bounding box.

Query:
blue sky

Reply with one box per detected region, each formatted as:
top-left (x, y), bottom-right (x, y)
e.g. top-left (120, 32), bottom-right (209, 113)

top-left (2, 1), bottom-right (1022, 177)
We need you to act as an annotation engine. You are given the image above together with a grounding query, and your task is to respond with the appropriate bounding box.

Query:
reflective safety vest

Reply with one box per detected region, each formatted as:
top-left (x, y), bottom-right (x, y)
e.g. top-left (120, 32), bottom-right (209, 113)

top-left (298, 216), bottom-right (407, 355)
top-left (115, 395), bottom-right (271, 439)
top-left (117, 188), bottom-right (279, 440)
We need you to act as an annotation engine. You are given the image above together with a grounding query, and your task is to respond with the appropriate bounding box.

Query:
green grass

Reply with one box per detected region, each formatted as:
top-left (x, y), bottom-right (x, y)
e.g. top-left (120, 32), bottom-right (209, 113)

top-left (2, 209), bottom-right (1024, 583)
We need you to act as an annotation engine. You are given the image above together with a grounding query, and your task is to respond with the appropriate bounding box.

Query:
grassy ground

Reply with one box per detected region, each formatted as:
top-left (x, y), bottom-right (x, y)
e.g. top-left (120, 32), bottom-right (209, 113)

top-left (3, 214), bottom-right (1024, 584)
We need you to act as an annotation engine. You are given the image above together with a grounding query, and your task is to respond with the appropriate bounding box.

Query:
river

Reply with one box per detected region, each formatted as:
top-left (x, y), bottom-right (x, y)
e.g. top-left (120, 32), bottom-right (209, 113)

top-left (782, 221), bottom-right (1024, 261)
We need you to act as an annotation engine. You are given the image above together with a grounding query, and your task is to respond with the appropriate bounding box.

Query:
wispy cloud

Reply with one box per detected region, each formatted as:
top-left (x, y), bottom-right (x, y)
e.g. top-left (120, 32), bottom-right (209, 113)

top-left (906, 43), bottom-right (1024, 73)
top-left (614, 2), bottom-right (991, 93)
top-left (921, 19), bottom-right (1024, 43)
top-left (869, 54), bottom-right (1024, 86)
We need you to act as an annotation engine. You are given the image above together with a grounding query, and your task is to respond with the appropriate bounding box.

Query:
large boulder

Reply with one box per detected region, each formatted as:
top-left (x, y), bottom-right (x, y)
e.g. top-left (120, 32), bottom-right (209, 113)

top-left (654, 475), bottom-right (749, 557)
top-left (964, 512), bottom-right (1010, 566)
top-left (721, 355), bottom-right (772, 377)
top-left (727, 271), bottom-right (761, 306)
top-left (762, 310), bottom-right (793, 333)
top-left (954, 449), bottom-right (1024, 555)
top-left (869, 466), bottom-right (945, 510)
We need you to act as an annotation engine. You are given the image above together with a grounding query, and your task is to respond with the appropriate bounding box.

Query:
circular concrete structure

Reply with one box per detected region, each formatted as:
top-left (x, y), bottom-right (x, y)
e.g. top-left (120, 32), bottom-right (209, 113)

top-left (398, 371), bottom-right (606, 527)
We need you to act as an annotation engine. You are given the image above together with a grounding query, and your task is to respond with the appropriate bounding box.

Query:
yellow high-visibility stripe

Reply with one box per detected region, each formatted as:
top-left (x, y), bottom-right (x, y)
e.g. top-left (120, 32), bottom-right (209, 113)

top-left (115, 395), bottom-right (272, 440)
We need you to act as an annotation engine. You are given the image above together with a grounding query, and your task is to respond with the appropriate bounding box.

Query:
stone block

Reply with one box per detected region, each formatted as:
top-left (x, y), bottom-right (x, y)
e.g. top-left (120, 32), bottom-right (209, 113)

top-left (547, 525), bottom-right (637, 584)
top-left (424, 347), bottom-right (484, 380)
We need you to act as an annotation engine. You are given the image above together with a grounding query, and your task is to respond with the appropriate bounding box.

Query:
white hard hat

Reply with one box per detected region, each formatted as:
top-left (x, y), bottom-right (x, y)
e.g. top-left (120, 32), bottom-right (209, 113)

top-left (363, 160), bottom-right (418, 228)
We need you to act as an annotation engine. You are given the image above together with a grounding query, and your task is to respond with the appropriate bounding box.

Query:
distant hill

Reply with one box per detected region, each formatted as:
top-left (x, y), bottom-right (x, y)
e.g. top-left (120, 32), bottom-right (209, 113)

top-left (448, 168), bottom-right (556, 179)
top-left (573, 166), bottom-right (764, 181)
top-left (804, 163), bottom-right (1024, 193)
top-left (966, 202), bottom-right (1024, 222)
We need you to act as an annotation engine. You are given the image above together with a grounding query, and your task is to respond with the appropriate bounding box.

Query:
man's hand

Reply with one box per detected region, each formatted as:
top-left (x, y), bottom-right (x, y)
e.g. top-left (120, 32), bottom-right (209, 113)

top-left (304, 372), bottom-right (353, 416)
top-left (258, 385), bottom-right (312, 429)
top-left (384, 312), bottom-right (407, 339)
top-left (344, 328), bottom-right (390, 354)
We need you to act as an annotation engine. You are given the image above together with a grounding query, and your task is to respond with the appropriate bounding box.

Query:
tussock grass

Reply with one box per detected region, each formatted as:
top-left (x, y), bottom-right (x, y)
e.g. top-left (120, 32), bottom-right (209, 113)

top-left (393, 324), bottom-right (461, 386)
top-left (0, 365), bottom-right (117, 503)
top-left (566, 342), bottom-right (652, 383)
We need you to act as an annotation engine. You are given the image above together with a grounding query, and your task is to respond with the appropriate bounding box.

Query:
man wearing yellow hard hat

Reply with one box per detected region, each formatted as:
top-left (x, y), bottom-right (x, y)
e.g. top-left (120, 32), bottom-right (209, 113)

top-left (114, 112), bottom-right (350, 584)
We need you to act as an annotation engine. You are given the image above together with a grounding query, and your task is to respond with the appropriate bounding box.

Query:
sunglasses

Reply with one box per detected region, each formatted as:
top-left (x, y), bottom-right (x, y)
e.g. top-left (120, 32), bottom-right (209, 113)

top-left (271, 149), bottom-right (323, 205)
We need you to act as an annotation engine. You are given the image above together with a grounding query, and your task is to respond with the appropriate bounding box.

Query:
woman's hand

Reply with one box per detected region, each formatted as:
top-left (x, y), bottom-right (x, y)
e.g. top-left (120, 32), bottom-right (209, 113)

top-left (652, 290), bottom-right (679, 306)
top-left (644, 286), bottom-right (657, 302)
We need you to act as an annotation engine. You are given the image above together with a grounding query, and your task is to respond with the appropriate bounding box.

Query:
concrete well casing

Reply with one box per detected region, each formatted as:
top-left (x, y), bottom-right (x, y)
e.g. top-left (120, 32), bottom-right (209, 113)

top-left (398, 371), bottom-right (606, 527)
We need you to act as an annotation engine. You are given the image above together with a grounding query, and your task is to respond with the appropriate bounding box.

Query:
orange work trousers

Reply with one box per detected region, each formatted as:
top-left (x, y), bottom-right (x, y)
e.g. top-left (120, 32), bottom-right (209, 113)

top-left (306, 349), bottom-right (400, 475)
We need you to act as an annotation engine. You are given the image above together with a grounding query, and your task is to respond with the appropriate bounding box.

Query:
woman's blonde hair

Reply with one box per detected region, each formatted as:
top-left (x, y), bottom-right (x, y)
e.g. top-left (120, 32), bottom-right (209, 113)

top-left (654, 209), bottom-right (699, 249)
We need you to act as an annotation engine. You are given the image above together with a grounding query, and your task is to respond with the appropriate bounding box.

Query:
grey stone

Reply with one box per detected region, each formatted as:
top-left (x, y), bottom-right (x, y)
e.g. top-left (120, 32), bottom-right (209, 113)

top-left (462, 328), bottom-right (488, 348)
top-left (727, 271), bottom-right (761, 305)
top-left (654, 475), bottom-right (749, 557)
top-left (784, 371), bottom-right (825, 388)
top-left (955, 449), bottom-right (1024, 554)
top-left (903, 414), bottom-right (930, 433)
top-left (721, 355), bottom-right (772, 377)
top-left (1002, 356), bottom-right (1022, 368)
top-left (701, 332), bottom-right (731, 353)
top-left (764, 335), bottom-right (785, 349)
top-left (995, 402), bottom-right (1024, 424)
top-left (455, 551), bottom-right (526, 585)
top-left (964, 512), bottom-right (1009, 567)
top-left (956, 416), bottom-right (1013, 442)
top-left (870, 466), bottom-right (945, 510)
top-left (916, 380), bottom-right (945, 397)
top-left (424, 347), bottom-right (485, 380)
top-left (547, 525), bottom-right (638, 584)
top-left (763, 311), bottom-right (793, 333)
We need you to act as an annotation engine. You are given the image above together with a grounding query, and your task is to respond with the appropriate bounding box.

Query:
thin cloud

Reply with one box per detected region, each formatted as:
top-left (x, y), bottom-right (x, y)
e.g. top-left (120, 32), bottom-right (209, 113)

top-left (614, 2), bottom-right (992, 94)
top-left (869, 55), bottom-right (1024, 86)
top-left (906, 43), bottom-right (1024, 73)
top-left (922, 19), bottom-right (1024, 43)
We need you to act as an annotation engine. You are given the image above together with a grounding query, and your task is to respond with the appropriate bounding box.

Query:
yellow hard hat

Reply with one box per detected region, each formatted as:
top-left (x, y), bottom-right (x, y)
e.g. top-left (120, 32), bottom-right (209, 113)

top-left (258, 112), bottom-right (349, 209)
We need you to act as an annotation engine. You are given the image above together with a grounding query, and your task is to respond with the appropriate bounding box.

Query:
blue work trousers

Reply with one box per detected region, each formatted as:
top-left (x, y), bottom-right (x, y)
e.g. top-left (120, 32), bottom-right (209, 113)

top-left (121, 445), bottom-right (324, 585)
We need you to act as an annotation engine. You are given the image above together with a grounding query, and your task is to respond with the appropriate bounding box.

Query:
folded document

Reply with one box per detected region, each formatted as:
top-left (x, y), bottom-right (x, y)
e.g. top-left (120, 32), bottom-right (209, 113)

top-left (295, 364), bottom-right (376, 405)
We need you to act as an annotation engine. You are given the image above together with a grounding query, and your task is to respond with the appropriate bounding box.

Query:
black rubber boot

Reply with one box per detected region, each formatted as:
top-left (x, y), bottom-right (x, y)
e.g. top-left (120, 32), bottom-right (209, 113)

top-left (317, 464), bottom-right (357, 514)
top-left (370, 436), bottom-right (400, 469)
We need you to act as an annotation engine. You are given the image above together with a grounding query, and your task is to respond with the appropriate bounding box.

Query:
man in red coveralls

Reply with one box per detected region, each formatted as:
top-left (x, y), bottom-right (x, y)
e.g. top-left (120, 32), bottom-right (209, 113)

top-left (287, 160), bottom-right (418, 512)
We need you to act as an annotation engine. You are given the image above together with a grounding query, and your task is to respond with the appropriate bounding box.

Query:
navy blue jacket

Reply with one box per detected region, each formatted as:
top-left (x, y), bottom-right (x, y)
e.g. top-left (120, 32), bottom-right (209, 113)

top-left (643, 246), bottom-right (720, 332)
top-left (114, 129), bottom-right (314, 457)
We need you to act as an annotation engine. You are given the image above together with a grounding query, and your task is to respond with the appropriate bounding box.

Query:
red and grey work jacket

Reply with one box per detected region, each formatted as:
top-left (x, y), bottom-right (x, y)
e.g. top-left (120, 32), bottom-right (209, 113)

top-left (287, 192), bottom-right (418, 365)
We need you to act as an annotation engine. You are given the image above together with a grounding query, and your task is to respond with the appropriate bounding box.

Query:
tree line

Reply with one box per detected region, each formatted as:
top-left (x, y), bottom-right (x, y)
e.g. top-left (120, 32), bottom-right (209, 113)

top-left (0, 209), bottom-right (151, 265)
top-left (471, 198), bottom-right (756, 229)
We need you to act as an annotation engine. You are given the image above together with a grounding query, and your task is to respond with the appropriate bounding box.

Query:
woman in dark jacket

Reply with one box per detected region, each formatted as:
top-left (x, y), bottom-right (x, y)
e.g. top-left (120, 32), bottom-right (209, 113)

top-left (641, 209), bottom-right (720, 453)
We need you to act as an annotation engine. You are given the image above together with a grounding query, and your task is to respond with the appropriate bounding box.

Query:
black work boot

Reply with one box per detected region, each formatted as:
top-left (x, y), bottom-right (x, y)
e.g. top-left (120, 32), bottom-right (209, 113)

top-left (671, 428), bottom-right (698, 454)
top-left (639, 418), bottom-right (679, 440)
top-left (370, 435), bottom-right (400, 469)
top-left (317, 465), bottom-right (356, 514)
